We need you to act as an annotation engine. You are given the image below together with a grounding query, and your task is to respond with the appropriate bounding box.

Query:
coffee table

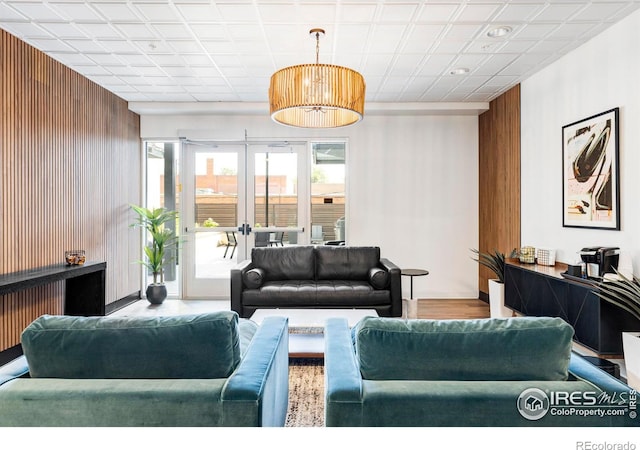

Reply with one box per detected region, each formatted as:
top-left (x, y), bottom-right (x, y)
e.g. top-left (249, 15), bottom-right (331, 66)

top-left (250, 308), bottom-right (378, 357)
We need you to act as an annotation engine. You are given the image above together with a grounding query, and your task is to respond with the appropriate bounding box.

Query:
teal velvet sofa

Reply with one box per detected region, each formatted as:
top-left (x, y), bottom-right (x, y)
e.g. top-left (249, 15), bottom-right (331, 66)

top-left (325, 316), bottom-right (638, 427)
top-left (0, 311), bottom-right (289, 427)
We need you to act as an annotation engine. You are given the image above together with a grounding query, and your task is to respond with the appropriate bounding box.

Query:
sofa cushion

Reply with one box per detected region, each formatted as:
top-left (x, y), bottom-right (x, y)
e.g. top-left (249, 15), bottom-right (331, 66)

top-left (368, 267), bottom-right (389, 289)
top-left (316, 246), bottom-right (381, 281)
top-left (22, 311), bottom-right (252, 379)
top-left (243, 268), bottom-right (265, 289)
top-left (251, 246), bottom-right (315, 281)
top-left (242, 280), bottom-right (391, 307)
top-left (353, 316), bottom-right (573, 381)
top-left (238, 318), bottom-right (259, 356)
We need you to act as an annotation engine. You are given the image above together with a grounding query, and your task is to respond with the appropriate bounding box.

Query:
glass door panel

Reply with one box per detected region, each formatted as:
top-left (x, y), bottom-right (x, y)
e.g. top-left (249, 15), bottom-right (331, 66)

top-left (144, 141), bottom-right (180, 297)
top-left (248, 144), bottom-right (307, 249)
top-left (311, 142), bottom-right (346, 244)
top-left (182, 143), bottom-right (245, 299)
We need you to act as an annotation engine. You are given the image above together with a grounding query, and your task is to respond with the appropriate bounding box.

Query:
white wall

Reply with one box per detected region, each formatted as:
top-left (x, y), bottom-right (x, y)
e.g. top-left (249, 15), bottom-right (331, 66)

top-left (140, 112), bottom-right (479, 299)
top-left (521, 9), bottom-right (640, 271)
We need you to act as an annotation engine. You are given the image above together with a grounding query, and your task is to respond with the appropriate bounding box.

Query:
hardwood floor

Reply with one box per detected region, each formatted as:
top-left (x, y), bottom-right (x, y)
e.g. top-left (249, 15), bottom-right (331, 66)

top-left (111, 297), bottom-right (491, 320)
top-left (418, 298), bottom-right (490, 320)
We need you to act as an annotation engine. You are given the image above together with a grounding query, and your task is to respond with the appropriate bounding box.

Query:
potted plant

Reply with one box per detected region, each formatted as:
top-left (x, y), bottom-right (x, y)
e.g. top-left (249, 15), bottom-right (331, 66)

top-left (130, 204), bottom-right (180, 304)
top-left (471, 248), bottom-right (512, 318)
top-left (592, 272), bottom-right (640, 389)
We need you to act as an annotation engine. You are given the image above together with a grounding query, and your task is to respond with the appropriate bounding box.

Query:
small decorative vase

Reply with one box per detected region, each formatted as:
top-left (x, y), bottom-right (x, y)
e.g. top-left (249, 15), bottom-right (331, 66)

top-left (146, 284), bottom-right (167, 305)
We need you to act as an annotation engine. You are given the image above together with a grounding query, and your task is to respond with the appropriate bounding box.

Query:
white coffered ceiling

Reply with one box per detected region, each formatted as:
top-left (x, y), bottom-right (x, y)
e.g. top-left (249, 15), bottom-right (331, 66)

top-left (1, 1), bottom-right (639, 114)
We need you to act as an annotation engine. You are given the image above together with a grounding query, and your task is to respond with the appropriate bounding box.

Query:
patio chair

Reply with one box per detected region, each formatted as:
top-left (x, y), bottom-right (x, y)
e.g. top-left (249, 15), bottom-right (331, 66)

top-left (224, 231), bottom-right (237, 258)
top-left (269, 232), bottom-right (284, 247)
top-left (311, 225), bottom-right (324, 244)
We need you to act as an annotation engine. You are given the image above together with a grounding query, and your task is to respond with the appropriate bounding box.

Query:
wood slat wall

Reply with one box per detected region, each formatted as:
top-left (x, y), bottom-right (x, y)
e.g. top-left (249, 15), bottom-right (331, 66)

top-left (0, 30), bottom-right (142, 352)
top-left (478, 85), bottom-right (521, 296)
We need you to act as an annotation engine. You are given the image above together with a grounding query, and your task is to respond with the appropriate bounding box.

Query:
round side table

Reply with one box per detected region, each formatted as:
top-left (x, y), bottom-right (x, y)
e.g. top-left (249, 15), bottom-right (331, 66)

top-left (401, 269), bottom-right (429, 319)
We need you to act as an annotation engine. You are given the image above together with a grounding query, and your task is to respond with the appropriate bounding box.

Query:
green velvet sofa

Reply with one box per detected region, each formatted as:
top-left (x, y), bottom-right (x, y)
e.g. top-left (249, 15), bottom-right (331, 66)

top-left (325, 316), bottom-right (638, 427)
top-left (0, 311), bottom-right (289, 427)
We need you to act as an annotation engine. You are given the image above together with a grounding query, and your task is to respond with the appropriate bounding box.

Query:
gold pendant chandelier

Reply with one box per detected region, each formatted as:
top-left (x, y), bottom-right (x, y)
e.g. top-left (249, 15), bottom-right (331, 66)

top-left (268, 28), bottom-right (366, 128)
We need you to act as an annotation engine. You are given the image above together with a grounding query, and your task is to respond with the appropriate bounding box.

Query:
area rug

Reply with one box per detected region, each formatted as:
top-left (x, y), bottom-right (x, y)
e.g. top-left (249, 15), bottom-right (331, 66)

top-left (285, 357), bottom-right (324, 427)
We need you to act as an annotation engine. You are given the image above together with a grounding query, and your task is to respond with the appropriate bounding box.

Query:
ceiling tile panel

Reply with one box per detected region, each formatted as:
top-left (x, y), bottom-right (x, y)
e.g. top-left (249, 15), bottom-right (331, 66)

top-left (379, 4), bottom-right (419, 22)
top-left (149, 23), bottom-right (192, 39)
top-left (338, 4), bottom-right (377, 23)
top-left (369, 24), bottom-right (408, 52)
top-left (296, 4), bottom-right (338, 23)
top-left (134, 3), bottom-right (182, 21)
top-left (512, 23), bottom-right (559, 40)
top-left (0, 22), bottom-right (53, 39)
top-left (66, 39), bottom-right (108, 53)
top-left (38, 22), bottom-right (91, 39)
top-left (403, 24), bottom-right (447, 52)
top-left (6, 2), bottom-right (65, 21)
top-left (112, 23), bottom-right (158, 40)
top-left (216, 3), bottom-right (260, 22)
top-left (0, 2), bottom-right (27, 21)
top-left (550, 23), bottom-right (598, 39)
top-left (166, 40), bottom-right (204, 53)
top-left (2, 0), bottom-right (640, 105)
top-left (48, 2), bottom-right (105, 22)
top-left (175, 4), bottom-right (223, 22)
top-left (443, 23), bottom-right (484, 40)
top-left (418, 54), bottom-right (457, 76)
top-left (456, 4), bottom-right (502, 22)
top-left (25, 38), bottom-right (75, 52)
top-left (190, 24), bottom-right (229, 40)
top-left (416, 4), bottom-right (460, 22)
top-left (92, 3), bottom-right (142, 22)
top-left (533, 4), bottom-right (585, 22)
top-left (74, 23), bottom-right (122, 39)
top-left (493, 4), bottom-right (544, 22)
top-left (48, 52), bottom-right (96, 66)
top-left (98, 40), bottom-right (140, 53)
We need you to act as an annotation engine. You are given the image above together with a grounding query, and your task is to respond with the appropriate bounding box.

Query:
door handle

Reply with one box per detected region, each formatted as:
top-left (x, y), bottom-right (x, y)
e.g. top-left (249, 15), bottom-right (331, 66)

top-left (237, 223), bottom-right (252, 235)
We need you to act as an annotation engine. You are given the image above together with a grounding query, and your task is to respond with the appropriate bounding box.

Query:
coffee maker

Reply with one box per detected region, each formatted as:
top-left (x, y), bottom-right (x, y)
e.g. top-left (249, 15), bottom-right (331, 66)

top-left (579, 247), bottom-right (620, 278)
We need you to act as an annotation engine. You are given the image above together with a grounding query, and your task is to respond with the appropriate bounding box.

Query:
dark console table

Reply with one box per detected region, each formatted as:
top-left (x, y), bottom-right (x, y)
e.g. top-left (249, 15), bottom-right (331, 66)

top-left (0, 261), bottom-right (106, 316)
top-left (505, 260), bottom-right (640, 357)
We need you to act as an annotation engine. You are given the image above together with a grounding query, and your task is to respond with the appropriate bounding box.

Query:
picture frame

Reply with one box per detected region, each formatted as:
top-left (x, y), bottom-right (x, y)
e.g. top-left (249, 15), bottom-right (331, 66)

top-left (562, 107), bottom-right (620, 230)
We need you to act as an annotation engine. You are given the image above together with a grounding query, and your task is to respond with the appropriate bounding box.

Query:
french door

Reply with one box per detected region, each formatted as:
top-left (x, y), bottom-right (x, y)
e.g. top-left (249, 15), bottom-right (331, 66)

top-left (181, 139), bottom-right (308, 299)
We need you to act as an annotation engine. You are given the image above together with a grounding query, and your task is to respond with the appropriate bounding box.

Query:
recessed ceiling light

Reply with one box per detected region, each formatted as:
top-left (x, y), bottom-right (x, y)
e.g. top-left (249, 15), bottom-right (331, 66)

top-left (487, 26), bottom-right (512, 38)
top-left (450, 67), bottom-right (470, 75)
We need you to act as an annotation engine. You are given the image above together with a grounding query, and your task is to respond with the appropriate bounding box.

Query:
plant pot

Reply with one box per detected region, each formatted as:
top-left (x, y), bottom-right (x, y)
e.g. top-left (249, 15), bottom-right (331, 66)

top-left (622, 331), bottom-right (640, 390)
top-left (146, 284), bottom-right (167, 305)
top-left (488, 279), bottom-right (512, 319)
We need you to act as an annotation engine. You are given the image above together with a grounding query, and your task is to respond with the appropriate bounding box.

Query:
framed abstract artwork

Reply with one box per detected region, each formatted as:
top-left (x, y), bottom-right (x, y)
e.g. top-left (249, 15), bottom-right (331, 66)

top-left (562, 107), bottom-right (620, 230)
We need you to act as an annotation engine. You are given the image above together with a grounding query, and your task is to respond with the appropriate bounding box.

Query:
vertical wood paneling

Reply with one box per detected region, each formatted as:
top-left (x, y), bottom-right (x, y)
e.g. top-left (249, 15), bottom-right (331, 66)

top-left (0, 30), bottom-right (142, 352)
top-left (478, 85), bottom-right (521, 295)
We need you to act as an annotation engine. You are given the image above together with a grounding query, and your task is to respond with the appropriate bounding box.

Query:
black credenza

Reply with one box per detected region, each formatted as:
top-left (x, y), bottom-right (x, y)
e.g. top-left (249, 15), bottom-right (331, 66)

top-left (0, 261), bottom-right (106, 316)
top-left (505, 261), bottom-right (640, 357)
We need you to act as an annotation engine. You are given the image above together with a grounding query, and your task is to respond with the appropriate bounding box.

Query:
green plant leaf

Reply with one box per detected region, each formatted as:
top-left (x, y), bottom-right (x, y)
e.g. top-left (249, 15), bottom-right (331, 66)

top-left (471, 248), bottom-right (505, 283)
top-left (130, 204), bottom-right (180, 284)
top-left (592, 271), bottom-right (640, 322)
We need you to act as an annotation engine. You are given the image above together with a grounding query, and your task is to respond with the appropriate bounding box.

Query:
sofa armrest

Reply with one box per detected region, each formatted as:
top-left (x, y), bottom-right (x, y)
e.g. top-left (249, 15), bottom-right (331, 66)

top-left (324, 318), bottom-right (364, 426)
top-left (0, 356), bottom-right (29, 387)
top-left (222, 316), bottom-right (289, 427)
top-left (379, 258), bottom-right (402, 317)
top-left (569, 352), bottom-right (632, 394)
top-left (230, 259), bottom-right (254, 317)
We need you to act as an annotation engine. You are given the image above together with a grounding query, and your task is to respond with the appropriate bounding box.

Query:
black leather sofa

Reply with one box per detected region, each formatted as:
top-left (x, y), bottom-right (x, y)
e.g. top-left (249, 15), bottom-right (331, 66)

top-left (230, 246), bottom-right (402, 318)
